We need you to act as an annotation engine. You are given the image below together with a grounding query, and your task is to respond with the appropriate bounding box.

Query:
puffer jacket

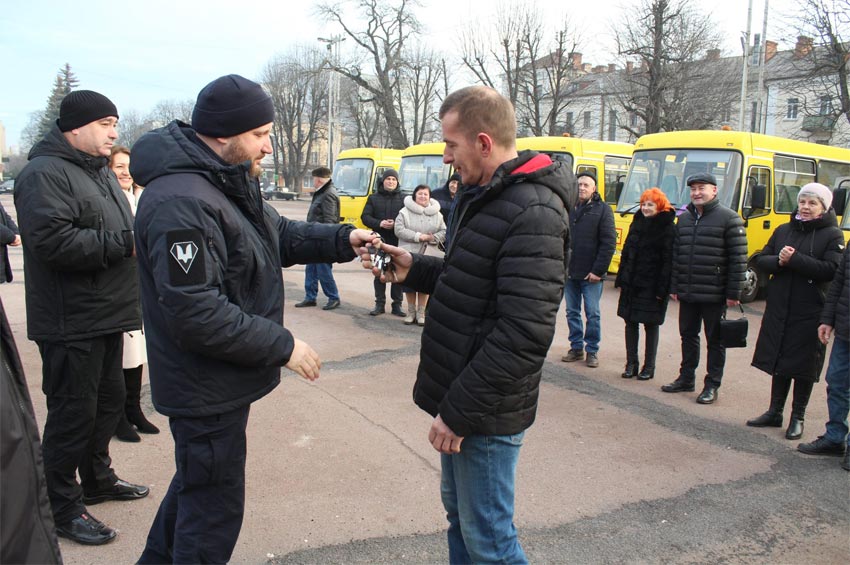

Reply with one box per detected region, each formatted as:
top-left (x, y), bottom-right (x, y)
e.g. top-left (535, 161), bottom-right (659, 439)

top-left (821, 244), bottom-right (849, 341)
top-left (14, 125), bottom-right (139, 341)
top-left (568, 191), bottom-right (616, 279)
top-left (306, 180), bottom-right (340, 225)
top-left (131, 121), bottom-right (356, 418)
top-left (405, 151), bottom-right (577, 437)
top-left (751, 211), bottom-right (843, 381)
top-left (361, 184), bottom-right (404, 244)
top-left (670, 197), bottom-right (748, 302)
top-left (394, 195), bottom-right (446, 254)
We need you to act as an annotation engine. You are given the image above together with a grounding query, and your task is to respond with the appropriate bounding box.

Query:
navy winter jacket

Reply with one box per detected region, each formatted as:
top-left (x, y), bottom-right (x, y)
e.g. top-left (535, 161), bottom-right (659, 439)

top-left (568, 192), bottom-right (616, 279)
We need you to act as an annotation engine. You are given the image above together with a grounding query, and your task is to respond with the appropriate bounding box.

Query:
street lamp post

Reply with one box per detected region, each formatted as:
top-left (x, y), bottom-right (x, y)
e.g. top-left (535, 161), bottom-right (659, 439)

top-left (318, 35), bottom-right (345, 169)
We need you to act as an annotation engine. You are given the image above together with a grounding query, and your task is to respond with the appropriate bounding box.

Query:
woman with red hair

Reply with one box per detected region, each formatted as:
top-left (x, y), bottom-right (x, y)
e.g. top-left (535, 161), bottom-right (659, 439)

top-left (614, 188), bottom-right (676, 380)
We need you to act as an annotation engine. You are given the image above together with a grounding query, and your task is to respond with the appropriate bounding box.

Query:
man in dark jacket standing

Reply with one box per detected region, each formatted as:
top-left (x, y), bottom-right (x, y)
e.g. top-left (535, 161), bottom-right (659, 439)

top-left (798, 245), bottom-right (850, 470)
top-left (361, 169), bottom-right (405, 316)
top-left (295, 166), bottom-right (342, 310)
top-left (13, 90), bottom-right (148, 546)
top-left (360, 86), bottom-right (575, 564)
top-left (131, 74), bottom-right (375, 564)
top-left (663, 172), bottom-right (747, 404)
top-left (561, 172), bottom-right (616, 368)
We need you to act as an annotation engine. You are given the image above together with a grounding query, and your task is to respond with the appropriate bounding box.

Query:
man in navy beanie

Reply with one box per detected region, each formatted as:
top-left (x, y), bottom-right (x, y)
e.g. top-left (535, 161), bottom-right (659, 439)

top-left (14, 90), bottom-right (147, 546)
top-left (131, 74), bottom-right (377, 564)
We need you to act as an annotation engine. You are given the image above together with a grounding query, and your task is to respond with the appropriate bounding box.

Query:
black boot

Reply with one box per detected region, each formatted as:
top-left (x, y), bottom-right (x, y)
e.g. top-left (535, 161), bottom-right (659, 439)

top-left (115, 414), bottom-right (140, 442)
top-left (638, 324), bottom-right (658, 380)
top-left (124, 366), bottom-right (160, 434)
top-left (786, 380), bottom-right (813, 440)
top-left (747, 374), bottom-right (791, 428)
top-left (622, 323), bottom-right (639, 378)
top-left (369, 302), bottom-right (386, 316)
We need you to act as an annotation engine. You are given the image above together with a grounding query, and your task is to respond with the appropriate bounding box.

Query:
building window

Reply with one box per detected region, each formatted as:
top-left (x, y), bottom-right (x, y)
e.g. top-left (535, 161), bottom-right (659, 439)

top-left (629, 112), bottom-right (638, 128)
top-left (750, 101), bottom-right (759, 132)
top-left (819, 96), bottom-right (833, 115)
top-left (608, 110), bottom-right (617, 141)
top-left (565, 112), bottom-right (574, 134)
top-left (786, 98), bottom-right (799, 119)
top-left (584, 111), bottom-right (591, 128)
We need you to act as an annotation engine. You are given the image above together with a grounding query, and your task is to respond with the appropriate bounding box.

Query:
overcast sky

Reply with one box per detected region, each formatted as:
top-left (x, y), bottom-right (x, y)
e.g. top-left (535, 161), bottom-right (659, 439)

top-left (1, 0), bottom-right (798, 150)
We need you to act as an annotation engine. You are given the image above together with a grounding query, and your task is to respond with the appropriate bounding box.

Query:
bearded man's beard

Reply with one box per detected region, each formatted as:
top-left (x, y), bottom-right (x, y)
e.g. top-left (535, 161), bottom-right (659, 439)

top-left (222, 140), bottom-right (264, 178)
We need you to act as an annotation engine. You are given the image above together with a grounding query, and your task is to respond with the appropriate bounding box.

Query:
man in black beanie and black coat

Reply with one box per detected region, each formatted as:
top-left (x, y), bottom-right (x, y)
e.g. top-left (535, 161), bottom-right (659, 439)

top-left (14, 89), bottom-right (147, 547)
top-left (131, 74), bottom-right (377, 564)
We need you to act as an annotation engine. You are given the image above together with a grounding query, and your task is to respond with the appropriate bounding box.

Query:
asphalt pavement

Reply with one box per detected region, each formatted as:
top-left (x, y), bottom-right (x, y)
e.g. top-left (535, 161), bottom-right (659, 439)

top-left (0, 194), bottom-right (847, 564)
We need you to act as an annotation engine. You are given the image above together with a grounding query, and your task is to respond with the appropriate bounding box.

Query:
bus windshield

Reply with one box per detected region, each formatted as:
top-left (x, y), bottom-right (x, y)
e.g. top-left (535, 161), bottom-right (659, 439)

top-left (617, 149), bottom-right (743, 212)
top-left (399, 155), bottom-right (451, 194)
top-left (333, 158), bottom-right (374, 196)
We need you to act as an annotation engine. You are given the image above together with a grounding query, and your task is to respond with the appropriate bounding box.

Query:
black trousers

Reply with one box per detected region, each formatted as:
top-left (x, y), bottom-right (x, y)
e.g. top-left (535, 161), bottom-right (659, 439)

top-left (678, 301), bottom-right (726, 387)
top-left (139, 405), bottom-right (249, 565)
top-left (373, 277), bottom-right (403, 307)
top-left (38, 334), bottom-right (124, 524)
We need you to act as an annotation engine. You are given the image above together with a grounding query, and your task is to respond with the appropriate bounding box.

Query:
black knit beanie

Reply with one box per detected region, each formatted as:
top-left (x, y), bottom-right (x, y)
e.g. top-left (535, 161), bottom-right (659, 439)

top-left (382, 169), bottom-right (399, 183)
top-left (57, 90), bottom-right (119, 132)
top-left (192, 74), bottom-right (275, 137)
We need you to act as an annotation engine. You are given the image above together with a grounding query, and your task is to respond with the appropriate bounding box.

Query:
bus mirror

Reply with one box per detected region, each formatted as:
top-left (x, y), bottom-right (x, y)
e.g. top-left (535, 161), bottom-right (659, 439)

top-left (750, 184), bottom-right (767, 210)
top-left (833, 187), bottom-right (847, 216)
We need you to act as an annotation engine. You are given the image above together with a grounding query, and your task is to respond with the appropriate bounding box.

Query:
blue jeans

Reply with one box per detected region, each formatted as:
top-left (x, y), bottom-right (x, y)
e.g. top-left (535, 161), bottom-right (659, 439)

top-left (440, 432), bottom-right (527, 565)
top-left (304, 263), bottom-right (339, 301)
top-left (824, 337), bottom-right (850, 448)
top-left (566, 278), bottom-right (604, 353)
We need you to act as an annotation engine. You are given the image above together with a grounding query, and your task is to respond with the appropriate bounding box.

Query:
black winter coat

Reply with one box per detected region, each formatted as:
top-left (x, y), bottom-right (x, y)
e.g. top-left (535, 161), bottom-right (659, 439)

top-left (615, 209), bottom-right (676, 325)
top-left (568, 191), bottom-right (616, 279)
top-left (0, 202), bottom-right (18, 282)
top-left (821, 245), bottom-right (849, 342)
top-left (131, 122), bottom-right (356, 418)
top-left (307, 180), bottom-right (340, 224)
top-left (751, 211), bottom-right (843, 381)
top-left (405, 151), bottom-right (577, 437)
top-left (361, 184), bottom-right (404, 244)
top-left (14, 125), bottom-right (140, 341)
top-left (670, 198), bottom-right (748, 302)
top-left (431, 179), bottom-right (459, 224)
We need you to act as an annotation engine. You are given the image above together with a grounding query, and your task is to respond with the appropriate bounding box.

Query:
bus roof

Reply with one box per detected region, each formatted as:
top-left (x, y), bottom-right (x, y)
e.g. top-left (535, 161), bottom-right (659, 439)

top-left (401, 142), bottom-right (446, 157)
top-left (336, 147), bottom-right (403, 162)
top-left (516, 136), bottom-right (633, 157)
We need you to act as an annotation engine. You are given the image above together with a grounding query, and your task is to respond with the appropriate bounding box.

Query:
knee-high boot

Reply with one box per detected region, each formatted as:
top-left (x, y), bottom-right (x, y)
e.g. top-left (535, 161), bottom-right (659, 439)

top-left (638, 324), bottom-right (659, 380)
top-left (747, 374), bottom-right (792, 427)
top-left (124, 366), bottom-right (160, 434)
top-left (622, 323), bottom-right (639, 378)
top-left (786, 379), bottom-right (814, 440)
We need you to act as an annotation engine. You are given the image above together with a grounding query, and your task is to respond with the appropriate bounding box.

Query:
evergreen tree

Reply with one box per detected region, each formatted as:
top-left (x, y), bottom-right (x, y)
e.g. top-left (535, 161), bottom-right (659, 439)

top-left (36, 63), bottom-right (79, 139)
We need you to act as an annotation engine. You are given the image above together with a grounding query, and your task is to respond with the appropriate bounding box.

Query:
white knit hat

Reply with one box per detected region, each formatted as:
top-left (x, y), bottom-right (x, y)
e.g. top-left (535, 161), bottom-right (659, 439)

top-left (798, 182), bottom-right (833, 210)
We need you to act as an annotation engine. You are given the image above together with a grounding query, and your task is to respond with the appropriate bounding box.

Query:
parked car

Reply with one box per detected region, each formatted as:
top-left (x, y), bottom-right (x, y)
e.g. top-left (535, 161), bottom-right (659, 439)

top-left (0, 179), bottom-right (14, 194)
top-left (262, 185), bottom-right (297, 201)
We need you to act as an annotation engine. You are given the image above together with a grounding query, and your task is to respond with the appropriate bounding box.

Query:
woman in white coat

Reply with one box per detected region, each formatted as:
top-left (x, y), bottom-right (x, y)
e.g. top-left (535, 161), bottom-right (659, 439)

top-left (394, 184), bottom-right (447, 325)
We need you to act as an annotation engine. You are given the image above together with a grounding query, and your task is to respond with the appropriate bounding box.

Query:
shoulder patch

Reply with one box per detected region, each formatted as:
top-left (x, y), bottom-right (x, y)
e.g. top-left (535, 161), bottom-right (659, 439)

top-left (167, 229), bottom-right (205, 286)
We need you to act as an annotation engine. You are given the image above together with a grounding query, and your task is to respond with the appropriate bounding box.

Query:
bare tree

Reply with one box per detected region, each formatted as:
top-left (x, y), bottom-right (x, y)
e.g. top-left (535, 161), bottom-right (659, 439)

top-left (261, 46), bottom-right (327, 191)
top-left (147, 99), bottom-right (194, 128)
top-left (117, 109), bottom-right (154, 148)
top-left (315, 0), bottom-right (423, 149)
top-left (615, 0), bottom-right (733, 135)
top-left (339, 81), bottom-right (389, 148)
top-left (396, 45), bottom-right (444, 145)
top-left (781, 0), bottom-right (850, 144)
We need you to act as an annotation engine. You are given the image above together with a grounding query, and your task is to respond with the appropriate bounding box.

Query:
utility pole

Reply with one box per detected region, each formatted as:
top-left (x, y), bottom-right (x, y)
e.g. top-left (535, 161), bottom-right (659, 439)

top-left (738, 0), bottom-right (753, 131)
top-left (318, 35), bottom-right (345, 168)
top-left (755, 0), bottom-right (770, 133)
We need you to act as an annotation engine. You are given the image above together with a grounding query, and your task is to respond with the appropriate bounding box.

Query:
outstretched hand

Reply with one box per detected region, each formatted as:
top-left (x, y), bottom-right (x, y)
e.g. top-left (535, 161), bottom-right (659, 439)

top-left (357, 238), bottom-right (413, 285)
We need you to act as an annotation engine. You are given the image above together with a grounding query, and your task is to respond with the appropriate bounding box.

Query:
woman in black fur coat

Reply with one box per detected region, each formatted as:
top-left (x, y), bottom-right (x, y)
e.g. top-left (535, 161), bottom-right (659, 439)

top-left (614, 188), bottom-right (676, 380)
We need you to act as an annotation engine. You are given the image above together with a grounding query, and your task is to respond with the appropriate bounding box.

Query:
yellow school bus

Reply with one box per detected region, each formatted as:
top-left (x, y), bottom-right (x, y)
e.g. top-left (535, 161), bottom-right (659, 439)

top-left (332, 148), bottom-right (403, 228)
top-left (398, 142), bottom-right (453, 194)
top-left (614, 130), bottom-right (850, 302)
top-left (516, 136), bottom-right (633, 208)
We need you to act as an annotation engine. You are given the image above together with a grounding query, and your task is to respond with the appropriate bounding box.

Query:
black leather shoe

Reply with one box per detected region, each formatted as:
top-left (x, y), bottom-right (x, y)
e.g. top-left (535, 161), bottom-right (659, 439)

top-left (621, 362), bottom-right (638, 379)
top-left (637, 366), bottom-right (655, 381)
top-left (746, 411), bottom-right (783, 427)
top-left (56, 512), bottom-right (117, 545)
top-left (83, 479), bottom-right (150, 505)
top-left (785, 417), bottom-right (804, 440)
top-left (369, 305), bottom-right (385, 316)
top-left (294, 299), bottom-right (317, 308)
top-left (842, 452), bottom-right (850, 471)
top-left (661, 380), bottom-right (695, 393)
top-left (323, 299), bottom-right (340, 310)
top-left (797, 436), bottom-right (845, 456)
top-left (696, 386), bottom-right (718, 404)
top-left (390, 304), bottom-right (406, 317)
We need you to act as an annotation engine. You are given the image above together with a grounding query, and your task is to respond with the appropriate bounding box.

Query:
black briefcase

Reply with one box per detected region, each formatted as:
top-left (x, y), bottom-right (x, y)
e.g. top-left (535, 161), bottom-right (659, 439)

top-left (720, 304), bottom-right (748, 348)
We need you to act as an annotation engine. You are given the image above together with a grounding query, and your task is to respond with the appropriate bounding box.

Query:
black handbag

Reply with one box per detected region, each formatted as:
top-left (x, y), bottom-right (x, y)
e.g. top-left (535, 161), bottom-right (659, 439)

top-left (720, 304), bottom-right (748, 348)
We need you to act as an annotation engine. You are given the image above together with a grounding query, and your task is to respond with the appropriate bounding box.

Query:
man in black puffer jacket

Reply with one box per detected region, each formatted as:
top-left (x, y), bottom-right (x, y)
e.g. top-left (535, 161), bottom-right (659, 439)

top-left (131, 75), bottom-right (375, 564)
top-left (360, 86), bottom-right (576, 564)
top-left (663, 172), bottom-right (747, 404)
top-left (361, 169), bottom-right (405, 315)
top-left (14, 90), bottom-right (147, 546)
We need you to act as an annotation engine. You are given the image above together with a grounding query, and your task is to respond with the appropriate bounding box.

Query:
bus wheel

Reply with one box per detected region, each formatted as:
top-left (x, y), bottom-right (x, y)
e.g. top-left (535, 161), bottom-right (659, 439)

top-left (741, 262), bottom-right (761, 303)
